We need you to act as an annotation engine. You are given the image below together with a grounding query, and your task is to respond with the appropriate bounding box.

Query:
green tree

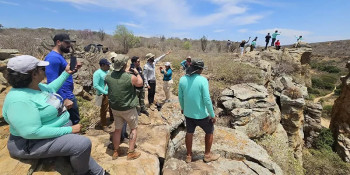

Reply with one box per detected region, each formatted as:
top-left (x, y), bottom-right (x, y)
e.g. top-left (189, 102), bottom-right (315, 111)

top-left (183, 41), bottom-right (191, 50)
top-left (114, 25), bottom-right (140, 53)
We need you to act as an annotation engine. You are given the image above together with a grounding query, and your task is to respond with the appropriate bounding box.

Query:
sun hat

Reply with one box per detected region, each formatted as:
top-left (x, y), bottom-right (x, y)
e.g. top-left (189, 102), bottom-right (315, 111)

top-left (99, 58), bottom-right (111, 65)
top-left (145, 53), bottom-right (155, 60)
top-left (185, 59), bottom-right (205, 75)
top-left (187, 56), bottom-right (191, 59)
top-left (53, 33), bottom-right (76, 43)
top-left (113, 54), bottom-right (129, 71)
top-left (165, 62), bottom-right (171, 66)
top-left (7, 55), bottom-right (49, 74)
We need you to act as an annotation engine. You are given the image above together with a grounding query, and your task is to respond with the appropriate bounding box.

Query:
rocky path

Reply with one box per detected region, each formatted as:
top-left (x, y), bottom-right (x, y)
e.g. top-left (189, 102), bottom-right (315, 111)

top-left (313, 86), bottom-right (336, 103)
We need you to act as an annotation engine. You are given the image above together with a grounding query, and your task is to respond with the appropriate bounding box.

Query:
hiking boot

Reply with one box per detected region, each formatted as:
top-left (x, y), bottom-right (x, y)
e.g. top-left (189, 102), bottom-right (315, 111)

top-left (203, 153), bottom-right (220, 163)
top-left (140, 109), bottom-right (149, 116)
top-left (185, 155), bottom-right (192, 163)
top-left (127, 150), bottom-right (141, 160)
top-left (112, 150), bottom-right (119, 160)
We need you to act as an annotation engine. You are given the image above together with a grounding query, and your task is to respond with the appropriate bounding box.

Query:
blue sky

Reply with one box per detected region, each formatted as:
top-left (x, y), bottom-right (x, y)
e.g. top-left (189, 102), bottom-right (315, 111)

top-left (1, 0), bottom-right (350, 45)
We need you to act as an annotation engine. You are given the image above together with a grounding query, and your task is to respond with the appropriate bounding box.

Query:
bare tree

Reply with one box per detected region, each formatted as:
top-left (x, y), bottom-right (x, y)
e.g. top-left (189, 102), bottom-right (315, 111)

top-left (200, 35), bottom-right (208, 52)
top-left (98, 28), bottom-right (106, 41)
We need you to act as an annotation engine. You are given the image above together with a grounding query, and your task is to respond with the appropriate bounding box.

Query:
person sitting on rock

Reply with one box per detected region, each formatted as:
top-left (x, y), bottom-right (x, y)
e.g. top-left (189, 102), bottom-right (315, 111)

top-left (160, 62), bottom-right (173, 103)
top-left (178, 59), bottom-right (220, 163)
top-left (275, 40), bottom-right (281, 50)
top-left (180, 56), bottom-right (192, 70)
top-left (105, 54), bottom-right (143, 160)
top-left (3, 55), bottom-right (109, 175)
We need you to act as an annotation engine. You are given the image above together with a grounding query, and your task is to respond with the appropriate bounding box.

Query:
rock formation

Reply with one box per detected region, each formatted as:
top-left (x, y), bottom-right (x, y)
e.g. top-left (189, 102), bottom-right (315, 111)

top-left (330, 61), bottom-right (350, 162)
top-left (304, 102), bottom-right (323, 148)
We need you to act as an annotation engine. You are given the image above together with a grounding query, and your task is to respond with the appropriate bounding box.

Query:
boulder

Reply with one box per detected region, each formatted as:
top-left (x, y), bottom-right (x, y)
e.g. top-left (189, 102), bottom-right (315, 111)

top-left (163, 126), bottom-right (283, 175)
top-left (0, 49), bottom-right (19, 60)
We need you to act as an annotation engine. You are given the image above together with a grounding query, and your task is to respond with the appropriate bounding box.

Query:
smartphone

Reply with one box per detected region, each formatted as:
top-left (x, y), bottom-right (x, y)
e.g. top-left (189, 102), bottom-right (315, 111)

top-left (70, 56), bottom-right (77, 71)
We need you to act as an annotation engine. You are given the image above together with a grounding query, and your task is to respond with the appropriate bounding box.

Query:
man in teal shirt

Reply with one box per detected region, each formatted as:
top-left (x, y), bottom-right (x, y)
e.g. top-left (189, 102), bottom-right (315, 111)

top-left (93, 58), bottom-right (111, 130)
top-left (178, 59), bottom-right (220, 163)
top-left (271, 30), bottom-right (280, 46)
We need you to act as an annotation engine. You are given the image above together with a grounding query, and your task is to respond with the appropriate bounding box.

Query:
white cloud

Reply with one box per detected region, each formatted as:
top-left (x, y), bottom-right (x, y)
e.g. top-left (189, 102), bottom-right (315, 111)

top-left (0, 0), bottom-right (19, 6)
top-left (214, 29), bottom-right (225, 33)
top-left (119, 22), bottom-right (142, 28)
top-left (238, 29), bottom-right (248, 33)
top-left (231, 15), bottom-right (264, 25)
top-left (48, 0), bottom-right (267, 29)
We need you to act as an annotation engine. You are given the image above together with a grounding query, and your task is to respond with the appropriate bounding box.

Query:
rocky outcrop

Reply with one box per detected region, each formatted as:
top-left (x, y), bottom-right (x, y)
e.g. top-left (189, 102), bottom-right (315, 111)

top-left (280, 89), bottom-right (305, 164)
top-left (304, 102), bottom-right (323, 148)
top-left (163, 126), bottom-right (283, 175)
top-left (330, 61), bottom-right (350, 162)
top-left (0, 49), bottom-right (19, 60)
top-left (219, 83), bottom-right (281, 139)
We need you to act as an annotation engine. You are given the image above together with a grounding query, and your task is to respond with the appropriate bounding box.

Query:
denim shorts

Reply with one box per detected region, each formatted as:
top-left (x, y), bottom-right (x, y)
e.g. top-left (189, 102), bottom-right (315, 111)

top-left (185, 116), bottom-right (214, 134)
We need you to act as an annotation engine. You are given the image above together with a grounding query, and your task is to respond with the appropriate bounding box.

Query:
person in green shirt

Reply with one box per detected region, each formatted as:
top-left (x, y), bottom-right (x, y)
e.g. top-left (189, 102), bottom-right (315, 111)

top-left (105, 54), bottom-right (143, 160)
top-left (3, 55), bottom-right (108, 175)
top-left (93, 58), bottom-right (112, 131)
top-left (271, 30), bottom-right (281, 46)
top-left (178, 59), bottom-right (220, 163)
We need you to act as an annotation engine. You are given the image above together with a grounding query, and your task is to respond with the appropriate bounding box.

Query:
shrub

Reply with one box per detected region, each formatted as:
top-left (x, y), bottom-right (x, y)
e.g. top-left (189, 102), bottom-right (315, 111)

top-left (308, 87), bottom-right (320, 95)
top-left (335, 84), bottom-right (343, 95)
top-left (320, 65), bottom-right (341, 73)
top-left (98, 28), bottom-right (106, 41)
top-left (183, 41), bottom-right (191, 50)
top-left (303, 149), bottom-right (350, 175)
top-left (284, 87), bottom-right (303, 99)
top-left (311, 74), bottom-right (337, 90)
top-left (322, 105), bottom-right (333, 118)
top-left (315, 128), bottom-right (334, 151)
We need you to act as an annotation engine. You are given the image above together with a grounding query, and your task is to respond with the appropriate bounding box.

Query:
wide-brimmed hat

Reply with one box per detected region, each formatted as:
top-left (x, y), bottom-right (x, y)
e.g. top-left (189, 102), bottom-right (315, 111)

top-left (145, 53), bottom-right (155, 60)
top-left (186, 59), bottom-right (205, 75)
top-left (108, 52), bottom-right (118, 61)
top-left (7, 55), bottom-right (49, 74)
top-left (113, 54), bottom-right (129, 71)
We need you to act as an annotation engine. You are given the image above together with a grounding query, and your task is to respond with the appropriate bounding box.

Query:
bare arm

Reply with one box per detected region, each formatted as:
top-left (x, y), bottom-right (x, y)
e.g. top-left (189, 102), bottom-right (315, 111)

top-left (131, 68), bottom-right (143, 87)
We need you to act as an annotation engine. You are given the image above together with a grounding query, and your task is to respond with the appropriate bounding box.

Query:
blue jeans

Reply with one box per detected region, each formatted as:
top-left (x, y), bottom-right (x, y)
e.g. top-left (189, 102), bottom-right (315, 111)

top-left (68, 96), bottom-right (80, 125)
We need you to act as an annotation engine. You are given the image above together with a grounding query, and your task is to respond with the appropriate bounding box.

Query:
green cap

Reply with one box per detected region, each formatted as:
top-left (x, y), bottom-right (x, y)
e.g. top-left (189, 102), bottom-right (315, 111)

top-left (113, 54), bottom-right (129, 71)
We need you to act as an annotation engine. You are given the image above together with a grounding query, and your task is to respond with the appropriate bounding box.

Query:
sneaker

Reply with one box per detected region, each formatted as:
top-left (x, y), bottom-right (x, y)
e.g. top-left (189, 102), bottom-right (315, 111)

top-left (140, 109), bottom-right (149, 116)
top-left (127, 150), bottom-right (141, 160)
top-left (112, 150), bottom-right (119, 160)
top-left (149, 104), bottom-right (156, 111)
top-left (185, 155), bottom-right (192, 163)
top-left (203, 153), bottom-right (220, 163)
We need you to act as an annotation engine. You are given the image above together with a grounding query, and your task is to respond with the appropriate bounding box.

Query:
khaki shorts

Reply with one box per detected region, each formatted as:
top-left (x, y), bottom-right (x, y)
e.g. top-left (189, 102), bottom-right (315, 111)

top-left (111, 108), bottom-right (138, 130)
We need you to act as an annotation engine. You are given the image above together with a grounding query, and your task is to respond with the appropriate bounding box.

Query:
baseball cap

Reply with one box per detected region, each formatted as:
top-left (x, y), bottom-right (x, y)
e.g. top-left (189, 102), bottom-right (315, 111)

top-left (53, 33), bottom-right (76, 43)
top-left (113, 54), bottom-right (129, 71)
top-left (7, 55), bottom-right (49, 74)
top-left (99, 58), bottom-right (111, 65)
top-left (186, 59), bottom-right (205, 75)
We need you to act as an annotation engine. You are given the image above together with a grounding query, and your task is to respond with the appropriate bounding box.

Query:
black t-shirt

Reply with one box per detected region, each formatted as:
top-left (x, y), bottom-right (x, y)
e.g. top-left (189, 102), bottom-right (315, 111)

top-left (239, 42), bottom-right (246, 47)
top-left (265, 35), bottom-right (271, 42)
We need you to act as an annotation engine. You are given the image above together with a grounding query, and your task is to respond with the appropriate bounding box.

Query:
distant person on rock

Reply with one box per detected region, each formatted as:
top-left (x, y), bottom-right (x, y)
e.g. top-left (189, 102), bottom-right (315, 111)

top-left (226, 40), bottom-right (232, 52)
top-left (250, 37), bottom-right (258, 51)
top-left (181, 56), bottom-right (192, 70)
top-left (105, 54), bottom-right (143, 160)
top-left (45, 33), bottom-right (80, 125)
top-left (93, 58), bottom-right (112, 131)
top-left (265, 33), bottom-right (271, 50)
top-left (143, 51), bottom-right (171, 111)
top-left (239, 37), bottom-right (251, 56)
top-left (129, 56), bottom-right (149, 116)
top-left (3, 55), bottom-right (109, 175)
top-left (178, 59), bottom-right (220, 163)
top-left (294, 35), bottom-right (303, 47)
top-left (160, 62), bottom-right (173, 102)
top-left (275, 40), bottom-right (281, 50)
top-left (271, 30), bottom-right (280, 46)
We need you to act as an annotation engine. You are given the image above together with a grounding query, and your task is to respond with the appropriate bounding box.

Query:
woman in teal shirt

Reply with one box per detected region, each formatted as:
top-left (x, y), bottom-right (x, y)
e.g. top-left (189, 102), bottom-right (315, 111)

top-left (160, 62), bottom-right (173, 102)
top-left (3, 55), bottom-right (107, 175)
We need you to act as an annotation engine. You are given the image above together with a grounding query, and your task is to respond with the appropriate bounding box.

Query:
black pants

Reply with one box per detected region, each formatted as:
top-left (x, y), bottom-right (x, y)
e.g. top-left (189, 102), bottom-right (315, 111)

top-left (265, 41), bottom-right (269, 49)
top-left (271, 38), bottom-right (276, 46)
top-left (148, 81), bottom-right (156, 104)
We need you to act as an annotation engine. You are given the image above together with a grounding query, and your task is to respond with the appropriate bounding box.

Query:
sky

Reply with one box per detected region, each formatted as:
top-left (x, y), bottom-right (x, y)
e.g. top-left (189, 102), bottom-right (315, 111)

top-left (0, 0), bottom-right (350, 45)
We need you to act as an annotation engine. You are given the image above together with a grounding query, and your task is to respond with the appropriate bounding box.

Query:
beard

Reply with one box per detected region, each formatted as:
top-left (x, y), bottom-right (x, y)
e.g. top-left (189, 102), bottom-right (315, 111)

top-left (60, 45), bottom-right (70, 53)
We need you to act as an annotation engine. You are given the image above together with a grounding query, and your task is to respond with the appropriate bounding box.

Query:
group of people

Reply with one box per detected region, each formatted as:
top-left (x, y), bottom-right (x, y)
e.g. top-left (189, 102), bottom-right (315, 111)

top-left (238, 30), bottom-right (304, 56)
top-left (3, 33), bottom-right (221, 175)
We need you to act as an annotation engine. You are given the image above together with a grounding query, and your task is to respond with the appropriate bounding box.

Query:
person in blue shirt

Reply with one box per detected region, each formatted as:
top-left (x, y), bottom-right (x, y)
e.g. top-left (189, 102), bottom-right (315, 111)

top-left (45, 33), bottom-right (80, 124)
top-left (160, 62), bottom-right (173, 102)
top-left (178, 59), bottom-right (220, 163)
top-left (180, 56), bottom-right (192, 70)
